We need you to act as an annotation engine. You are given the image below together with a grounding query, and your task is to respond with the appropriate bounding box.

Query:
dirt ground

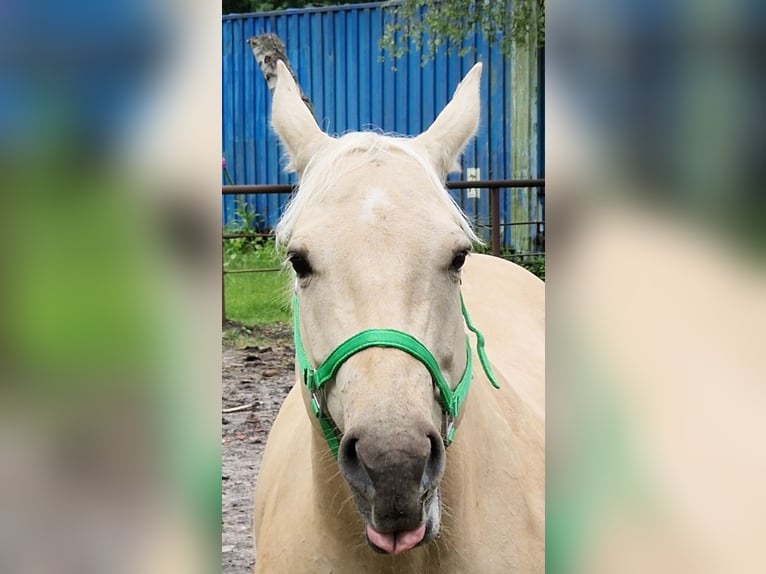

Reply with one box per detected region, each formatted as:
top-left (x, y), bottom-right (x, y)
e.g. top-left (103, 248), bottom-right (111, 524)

top-left (222, 322), bottom-right (295, 574)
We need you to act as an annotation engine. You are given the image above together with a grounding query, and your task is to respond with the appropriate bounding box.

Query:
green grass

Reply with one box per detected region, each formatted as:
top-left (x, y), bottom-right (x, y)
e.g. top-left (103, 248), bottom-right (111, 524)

top-left (223, 241), bottom-right (291, 326)
top-left (474, 245), bottom-right (546, 281)
top-left (513, 255), bottom-right (545, 280)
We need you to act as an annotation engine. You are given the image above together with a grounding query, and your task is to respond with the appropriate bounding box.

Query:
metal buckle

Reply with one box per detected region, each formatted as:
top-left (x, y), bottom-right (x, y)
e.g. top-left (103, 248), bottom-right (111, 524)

top-left (311, 387), bottom-right (327, 418)
top-left (442, 412), bottom-right (455, 446)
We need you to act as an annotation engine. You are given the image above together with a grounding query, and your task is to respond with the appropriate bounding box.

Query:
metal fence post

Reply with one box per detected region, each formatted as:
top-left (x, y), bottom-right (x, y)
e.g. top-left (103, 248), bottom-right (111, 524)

top-left (490, 187), bottom-right (500, 257)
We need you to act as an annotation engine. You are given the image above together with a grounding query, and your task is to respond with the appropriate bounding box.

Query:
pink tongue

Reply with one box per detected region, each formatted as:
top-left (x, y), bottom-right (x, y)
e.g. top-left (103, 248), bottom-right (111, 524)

top-left (366, 524), bottom-right (426, 555)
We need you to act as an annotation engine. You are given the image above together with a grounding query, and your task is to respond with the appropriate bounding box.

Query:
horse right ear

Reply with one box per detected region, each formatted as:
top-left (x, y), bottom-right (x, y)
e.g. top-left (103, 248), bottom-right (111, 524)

top-left (271, 60), bottom-right (333, 175)
top-left (414, 63), bottom-right (482, 180)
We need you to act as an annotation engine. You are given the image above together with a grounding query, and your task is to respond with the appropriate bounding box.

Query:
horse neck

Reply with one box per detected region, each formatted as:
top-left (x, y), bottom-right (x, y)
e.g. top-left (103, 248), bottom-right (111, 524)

top-left (308, 428), bottom-right (358, 521)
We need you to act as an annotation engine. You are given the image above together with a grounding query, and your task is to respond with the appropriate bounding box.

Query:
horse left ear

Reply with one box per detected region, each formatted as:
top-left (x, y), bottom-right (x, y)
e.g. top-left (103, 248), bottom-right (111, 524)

top-left (414, 63), bottom-right (482, 180)
top-left (271, 60), bottom-right (333, 175)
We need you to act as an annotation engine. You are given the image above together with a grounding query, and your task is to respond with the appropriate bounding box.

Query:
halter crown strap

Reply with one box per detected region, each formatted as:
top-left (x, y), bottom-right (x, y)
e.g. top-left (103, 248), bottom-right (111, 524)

top-left (292, 293), bottom-right (498, 459)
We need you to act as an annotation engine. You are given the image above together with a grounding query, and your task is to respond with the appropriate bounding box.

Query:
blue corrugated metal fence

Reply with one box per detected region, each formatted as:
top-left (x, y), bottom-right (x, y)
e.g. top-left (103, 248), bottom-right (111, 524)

top-left (222, 2), bottom-right (543, 251)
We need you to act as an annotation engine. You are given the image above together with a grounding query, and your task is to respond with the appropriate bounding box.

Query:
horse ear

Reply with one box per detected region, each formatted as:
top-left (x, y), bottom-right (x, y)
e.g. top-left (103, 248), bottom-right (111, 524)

top-left (271, 60), bottom-right (332, 175)
top-left (414, 63), bottom-right (482, 180)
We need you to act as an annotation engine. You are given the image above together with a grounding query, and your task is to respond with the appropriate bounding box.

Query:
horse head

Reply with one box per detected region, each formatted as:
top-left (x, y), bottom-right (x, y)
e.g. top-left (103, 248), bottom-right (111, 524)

top-left (271, 60), bottom-right (482, 555)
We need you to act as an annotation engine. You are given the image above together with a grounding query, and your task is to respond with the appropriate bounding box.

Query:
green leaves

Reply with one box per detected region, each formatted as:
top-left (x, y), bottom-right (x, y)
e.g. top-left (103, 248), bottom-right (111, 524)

top-left (380, 0), bottom-right (544, 63)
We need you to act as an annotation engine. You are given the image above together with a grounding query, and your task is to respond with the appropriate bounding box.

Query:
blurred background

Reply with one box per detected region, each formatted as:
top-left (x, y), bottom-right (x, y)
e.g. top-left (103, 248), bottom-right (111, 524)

top-left (0, 1), bottom-right (220, 572)
top-left (547, 0), bottom-right (765, 572)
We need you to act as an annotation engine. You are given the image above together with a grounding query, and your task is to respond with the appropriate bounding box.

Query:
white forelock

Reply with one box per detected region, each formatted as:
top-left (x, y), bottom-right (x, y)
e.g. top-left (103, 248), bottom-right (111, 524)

top-left (275, 131), bottom-right (479, 246)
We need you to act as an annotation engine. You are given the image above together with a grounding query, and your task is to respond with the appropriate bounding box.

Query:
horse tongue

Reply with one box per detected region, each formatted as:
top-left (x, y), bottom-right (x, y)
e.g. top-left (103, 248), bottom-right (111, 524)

top-left (366, 524), bottom-right (426, 555)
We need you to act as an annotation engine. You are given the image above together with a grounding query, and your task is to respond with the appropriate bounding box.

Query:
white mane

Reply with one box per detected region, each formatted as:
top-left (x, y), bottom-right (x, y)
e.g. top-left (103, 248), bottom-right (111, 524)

top-left (275, 131), bottom-right (479, 246)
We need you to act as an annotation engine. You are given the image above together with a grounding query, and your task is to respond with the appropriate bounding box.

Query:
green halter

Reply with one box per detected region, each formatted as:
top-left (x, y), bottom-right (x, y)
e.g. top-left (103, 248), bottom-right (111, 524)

top-left (292, 293), bottom-right (499, 459)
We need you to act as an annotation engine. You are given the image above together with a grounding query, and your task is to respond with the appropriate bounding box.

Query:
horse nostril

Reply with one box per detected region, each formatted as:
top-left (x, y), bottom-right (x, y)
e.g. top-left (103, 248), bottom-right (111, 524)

top-left (341, 436), bottom-right (359, 465)
top-left (427, 430), bottom-right (441, 452)
top-left (423, 430), bottom-right (445, 488)
top-left (339, 434), bottom-right (376, 500)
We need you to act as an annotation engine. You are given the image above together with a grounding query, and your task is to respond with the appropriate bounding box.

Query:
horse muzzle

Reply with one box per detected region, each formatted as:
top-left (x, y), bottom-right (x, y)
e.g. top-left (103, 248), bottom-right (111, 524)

top-left (338, 425), bottom-right (445, 554)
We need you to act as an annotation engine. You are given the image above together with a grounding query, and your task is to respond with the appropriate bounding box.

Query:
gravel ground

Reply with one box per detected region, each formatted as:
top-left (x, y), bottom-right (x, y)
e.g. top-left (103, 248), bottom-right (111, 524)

top-left (222, 323), bottom-right (294, 574)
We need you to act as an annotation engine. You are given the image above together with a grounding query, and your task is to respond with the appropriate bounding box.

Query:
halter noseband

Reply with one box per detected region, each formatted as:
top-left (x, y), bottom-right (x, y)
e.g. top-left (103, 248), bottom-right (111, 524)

top-left (292, 293), bottom-right (499, 459)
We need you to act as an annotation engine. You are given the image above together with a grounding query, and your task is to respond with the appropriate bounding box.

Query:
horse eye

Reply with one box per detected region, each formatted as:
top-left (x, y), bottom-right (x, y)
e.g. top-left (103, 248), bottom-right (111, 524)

top-left (450, 250), bottom-right (468, 272)
top-left (288, 253), bottom-right (312, 278)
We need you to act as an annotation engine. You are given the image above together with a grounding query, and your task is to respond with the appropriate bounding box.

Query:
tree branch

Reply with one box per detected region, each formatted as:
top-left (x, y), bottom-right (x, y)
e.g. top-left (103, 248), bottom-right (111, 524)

top-left (222, 403), bottom-right (255, 414)
top-left (246, 34), bottom-right (315, 117)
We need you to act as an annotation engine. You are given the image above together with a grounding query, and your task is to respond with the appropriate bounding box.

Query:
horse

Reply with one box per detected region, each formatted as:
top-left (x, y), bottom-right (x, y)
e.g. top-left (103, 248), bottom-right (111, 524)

top-left (253, 60), bottom-right (544, 573)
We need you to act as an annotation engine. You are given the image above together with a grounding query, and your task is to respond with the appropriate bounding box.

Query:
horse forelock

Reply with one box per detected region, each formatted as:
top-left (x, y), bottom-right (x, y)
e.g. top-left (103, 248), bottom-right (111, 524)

top-left (275, 132), bottom-right (479, 247)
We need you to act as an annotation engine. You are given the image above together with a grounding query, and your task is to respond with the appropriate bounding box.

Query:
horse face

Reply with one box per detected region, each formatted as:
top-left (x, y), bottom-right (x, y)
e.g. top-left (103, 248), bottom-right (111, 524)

top-left (272, 61), bottom-right (482, 554)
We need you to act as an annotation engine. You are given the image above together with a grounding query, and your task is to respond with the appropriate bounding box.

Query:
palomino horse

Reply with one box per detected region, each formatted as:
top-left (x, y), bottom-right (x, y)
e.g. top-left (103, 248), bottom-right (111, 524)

top-left (254, 61), bottom-right (544, 573)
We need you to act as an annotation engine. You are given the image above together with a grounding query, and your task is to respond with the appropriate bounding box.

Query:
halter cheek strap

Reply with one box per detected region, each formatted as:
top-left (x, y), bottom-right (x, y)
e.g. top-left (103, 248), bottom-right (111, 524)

top-left (293, 293), bottom-right (499, 459)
